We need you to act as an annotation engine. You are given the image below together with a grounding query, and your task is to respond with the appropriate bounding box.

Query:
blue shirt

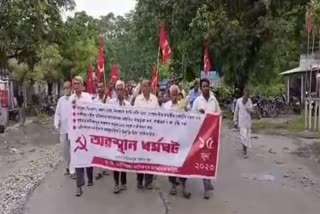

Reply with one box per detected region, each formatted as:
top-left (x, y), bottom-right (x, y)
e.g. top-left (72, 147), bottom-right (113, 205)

top-left (188, 89), bottom-right (201, 108)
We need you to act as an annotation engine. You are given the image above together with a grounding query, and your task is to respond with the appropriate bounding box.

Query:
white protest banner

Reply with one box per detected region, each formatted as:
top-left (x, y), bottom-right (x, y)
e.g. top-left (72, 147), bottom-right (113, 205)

top-left (69, 101), bottom-right (221, 179)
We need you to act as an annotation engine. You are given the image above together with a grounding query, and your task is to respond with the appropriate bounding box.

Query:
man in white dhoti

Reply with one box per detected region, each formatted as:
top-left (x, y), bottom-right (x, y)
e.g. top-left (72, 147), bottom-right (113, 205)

top-left (233, 88), bottom-right (253, 158)
top-left (54, 81), bottom-right (75, 179)
top-left (192, 78), bottom-right (221, 200)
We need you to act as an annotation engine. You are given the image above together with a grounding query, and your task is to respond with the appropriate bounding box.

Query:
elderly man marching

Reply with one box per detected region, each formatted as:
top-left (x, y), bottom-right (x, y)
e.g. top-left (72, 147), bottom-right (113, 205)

top-left (233, 88), bottom-right (254, 158)
top-left (54, 81), bottom-right (76, 179)
top-left (71, 76), bottom-right (94, 197)
top-left (134, 79), bottom-right (159, 190)
top-left (163, 84), bottom-right (191, 199)
top-left (109, 80), bottom-right (131, 194)
top-left (92, 82), bottom-right (110, 180)
top-left (192, 78), bottom-right (221, 199)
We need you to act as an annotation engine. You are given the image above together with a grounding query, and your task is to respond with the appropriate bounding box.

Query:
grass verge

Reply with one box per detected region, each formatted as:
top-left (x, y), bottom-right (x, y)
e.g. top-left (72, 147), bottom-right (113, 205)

top-left (252, 116), bottom-right (320, 138)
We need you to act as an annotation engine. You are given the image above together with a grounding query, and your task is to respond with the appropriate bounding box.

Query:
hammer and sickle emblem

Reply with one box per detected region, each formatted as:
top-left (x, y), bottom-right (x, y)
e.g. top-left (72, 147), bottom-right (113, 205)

top-left (74, 135), bottom-right (88, 153)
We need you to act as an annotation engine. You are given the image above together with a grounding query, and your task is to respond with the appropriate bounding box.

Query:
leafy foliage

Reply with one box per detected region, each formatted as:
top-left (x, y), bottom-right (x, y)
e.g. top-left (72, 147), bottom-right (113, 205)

top-left (0, 0), bottom-right (314, 93)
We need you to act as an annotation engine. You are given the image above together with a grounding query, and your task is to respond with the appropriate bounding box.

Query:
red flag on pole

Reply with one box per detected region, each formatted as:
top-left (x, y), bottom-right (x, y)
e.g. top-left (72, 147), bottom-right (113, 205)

top-left (111, 64), bottom-right (120, 82)
top-left (152, 66), bottom-right (159, 90)
top-left (87, 65), bottom-right (96, 94)
top-left (204, 44), bottom-right (212, 76)
top-left (97, 37), bottom-right (105, 82)
top-left (159, 24), bottom-right (172, 64)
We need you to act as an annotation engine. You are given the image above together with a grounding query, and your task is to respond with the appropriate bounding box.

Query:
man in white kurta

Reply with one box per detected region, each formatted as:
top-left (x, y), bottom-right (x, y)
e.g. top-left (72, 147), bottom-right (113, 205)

top-left (192, 78), bottom-right (221, 200)
top-left (163, 85), bottom-right (191, 199)
top-left (54, 81), bottom-right (75, 178)
top-left (109, 80), bottom-right (131, 194)
top-left (233, 88), bottom-right (253, 158)
top-left (92, 82), bottom-right (110, 180)
top-left (134, 79), bottom-right (159, 190)
top-left (71, 76), bottom-right (94, 197)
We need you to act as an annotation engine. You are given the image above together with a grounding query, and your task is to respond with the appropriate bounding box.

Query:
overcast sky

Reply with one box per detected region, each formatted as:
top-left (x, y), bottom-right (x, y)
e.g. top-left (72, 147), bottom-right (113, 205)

top-left (63, 0), bottom-right (136, 19)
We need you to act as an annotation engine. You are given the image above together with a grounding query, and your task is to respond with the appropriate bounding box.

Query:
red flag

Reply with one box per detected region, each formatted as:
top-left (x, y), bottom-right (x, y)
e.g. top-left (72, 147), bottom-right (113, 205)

top-left (97, 37), bottom-right (105, 82)
top-left (152, 66), bottom-right (159, 90)
top-left (111, 64), bottom-right (120, 82)
top-left (159, 24), bottom-right (172, 64)
top-left (87, 65), bottom-right (96, 94)
top-left (204, 44), bottom-right (212, 76)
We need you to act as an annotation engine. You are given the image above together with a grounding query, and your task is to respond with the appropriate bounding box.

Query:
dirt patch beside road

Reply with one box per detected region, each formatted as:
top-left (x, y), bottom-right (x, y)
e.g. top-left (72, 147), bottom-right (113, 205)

top-left (0, 119), bottom-right (59, 179)
top-left (0, 118), bottom-right (62, 214)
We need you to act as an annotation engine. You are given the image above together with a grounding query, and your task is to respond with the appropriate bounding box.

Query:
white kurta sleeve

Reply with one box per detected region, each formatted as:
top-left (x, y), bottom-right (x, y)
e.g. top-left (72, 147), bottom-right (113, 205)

top-left (233, 99), bottom-right (240, 123)
top-left (246, 98), bottom-right (254, 113)
top-left (54, 98), bottom-right (61, 129)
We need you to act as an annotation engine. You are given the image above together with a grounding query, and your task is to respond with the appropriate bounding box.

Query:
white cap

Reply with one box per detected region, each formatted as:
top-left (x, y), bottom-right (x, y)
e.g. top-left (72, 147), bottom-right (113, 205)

top-left (73, 76), bottom-right (83, 84)
top-left (115, 80), bottom-right (125, 88)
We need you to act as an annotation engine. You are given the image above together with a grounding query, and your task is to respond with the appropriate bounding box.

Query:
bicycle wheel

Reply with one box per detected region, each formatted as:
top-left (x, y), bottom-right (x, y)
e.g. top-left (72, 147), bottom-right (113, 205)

top-left (267, 104), bottom-right (278, 118)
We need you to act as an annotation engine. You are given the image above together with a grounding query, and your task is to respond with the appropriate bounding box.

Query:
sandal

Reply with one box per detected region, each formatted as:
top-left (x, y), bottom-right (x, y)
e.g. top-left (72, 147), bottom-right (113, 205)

top-left (114, 185), bottom-right (120, 194)
top-left (95, 173), bottom-right (103, 180)
top-left (120, 185), bottom-right (127, 191)
top-left (70, 174), bottom-right (76, 180)
top-left (203, 191), bottom-right (210, 200)
top-left (64, 168), bottom-right (70, 176)
top-left (145, 184), bottom-right (153, 190)
top-left (75, 187), bottom-right (82, 197)
top-left (182, 187), bottom-right (191, 199)
top-left (169, 185), bottom-right (177, 196)
top-left (137, 183), bottom-right (143, 189)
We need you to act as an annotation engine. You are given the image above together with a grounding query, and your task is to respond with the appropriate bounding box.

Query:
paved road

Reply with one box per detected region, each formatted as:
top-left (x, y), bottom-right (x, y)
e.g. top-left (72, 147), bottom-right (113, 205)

top-left (24, 129), bottom-right (320, 214)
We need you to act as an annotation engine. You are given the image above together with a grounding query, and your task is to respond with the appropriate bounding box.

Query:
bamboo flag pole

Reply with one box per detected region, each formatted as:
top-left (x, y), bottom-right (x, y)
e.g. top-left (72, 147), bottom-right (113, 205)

top-left (104, 62), bottom-right (106, 87)
top-left (157, 45), bottom-right (161, 76)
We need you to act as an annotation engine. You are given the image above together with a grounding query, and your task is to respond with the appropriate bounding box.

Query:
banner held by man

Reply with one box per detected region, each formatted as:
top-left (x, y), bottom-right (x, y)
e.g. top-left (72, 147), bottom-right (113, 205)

top-left (69, 101), bottom-right (221, 179)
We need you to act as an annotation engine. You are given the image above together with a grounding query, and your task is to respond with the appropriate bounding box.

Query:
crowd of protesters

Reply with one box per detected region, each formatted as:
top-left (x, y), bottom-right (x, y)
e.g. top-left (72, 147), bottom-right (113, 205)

top-left (54, 75), bottom-right (253, 200)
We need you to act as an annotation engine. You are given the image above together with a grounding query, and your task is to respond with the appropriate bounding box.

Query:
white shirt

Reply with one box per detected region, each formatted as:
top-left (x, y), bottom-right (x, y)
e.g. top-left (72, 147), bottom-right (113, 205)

top-left (163, 100), bottom-right (179, 111)
top-left (92, 95), bottom-right (107, 104)
top-left (54, 95), bottom-right (72, 134)
top-left (71, 92), bottom-right (92, 103)
top-left (65, 92), bottom-right (92, 135)
top-left (192, 94), bottom-right (221, 114)
top-left (134, 93), bottom-right (159, 109)
top-left (109, 97), bottom-right (131, 106)
top-left (233, 97), bottom-right (253, 128)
